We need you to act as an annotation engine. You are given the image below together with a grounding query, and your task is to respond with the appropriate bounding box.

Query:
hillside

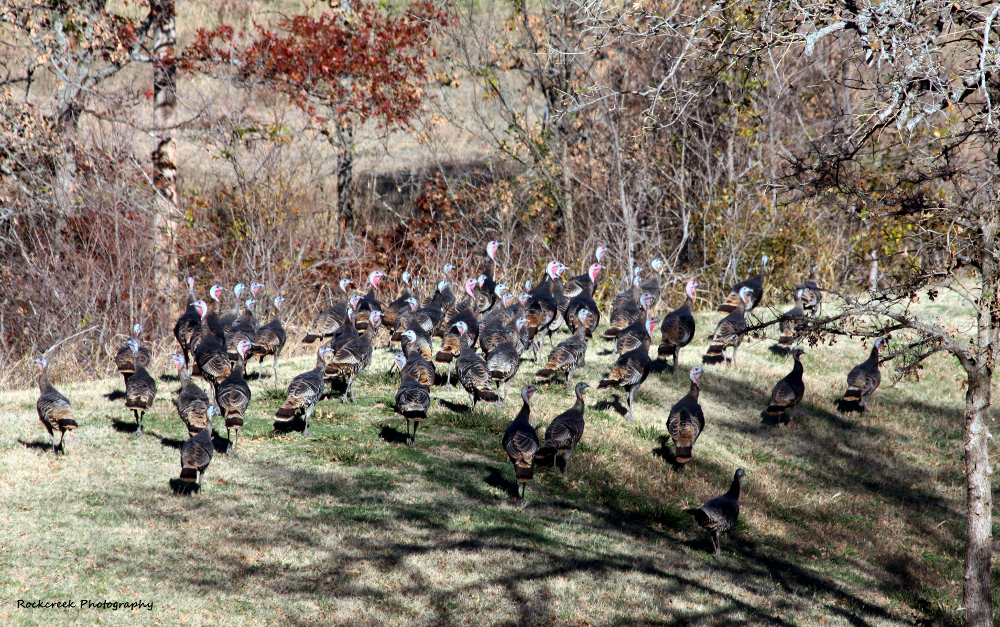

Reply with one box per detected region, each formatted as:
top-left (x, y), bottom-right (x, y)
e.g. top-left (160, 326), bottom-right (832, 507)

top-left (0, 293), bottom-right (984, 626)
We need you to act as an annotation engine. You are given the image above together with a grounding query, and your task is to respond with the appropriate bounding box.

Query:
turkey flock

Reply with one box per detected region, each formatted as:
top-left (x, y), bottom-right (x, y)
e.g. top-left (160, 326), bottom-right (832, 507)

top-left (32, 243), bottom-right (888, 555)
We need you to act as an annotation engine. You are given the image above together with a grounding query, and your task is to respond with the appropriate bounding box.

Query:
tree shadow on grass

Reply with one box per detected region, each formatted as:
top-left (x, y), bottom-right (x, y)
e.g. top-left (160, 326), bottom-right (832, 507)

top-left (82, 433), bottom-right (936, 627)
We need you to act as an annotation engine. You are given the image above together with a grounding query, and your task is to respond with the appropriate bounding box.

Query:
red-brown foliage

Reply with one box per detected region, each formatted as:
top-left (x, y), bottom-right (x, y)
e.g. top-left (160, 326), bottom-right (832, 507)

top-left (180, 1), bottom-right (450, 127)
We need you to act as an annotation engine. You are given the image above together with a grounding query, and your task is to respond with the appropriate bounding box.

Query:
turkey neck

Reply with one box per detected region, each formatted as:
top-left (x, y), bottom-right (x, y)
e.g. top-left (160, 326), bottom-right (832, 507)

top-left (864, 345), bottom-right (880, 367)
top-left (38, 369), bottom-right (54, 393)
top-left (687, 381), bottom-right (700, 402)
top-left (791, 354), bottom-right (804, 378)
top-left (552, 278), bottom-right (565, 299)
top-left (514, 398), bottom-right (531, 424)
top-left (727, 474), bottom-right (743, 499)
top-left (572, 388), bottom-right (586, 413)
top-left (534, 273), bottom-right (552, 294)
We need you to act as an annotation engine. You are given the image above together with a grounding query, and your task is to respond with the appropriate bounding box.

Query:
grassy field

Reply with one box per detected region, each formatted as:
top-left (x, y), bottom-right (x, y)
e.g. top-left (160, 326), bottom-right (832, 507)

top-left (0, 292), bottom-right (994, 626)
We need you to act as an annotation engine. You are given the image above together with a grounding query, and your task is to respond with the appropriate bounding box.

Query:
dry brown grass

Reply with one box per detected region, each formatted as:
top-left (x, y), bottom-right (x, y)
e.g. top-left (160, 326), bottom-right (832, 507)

top-left (0, 287), bottom-right (989, 625)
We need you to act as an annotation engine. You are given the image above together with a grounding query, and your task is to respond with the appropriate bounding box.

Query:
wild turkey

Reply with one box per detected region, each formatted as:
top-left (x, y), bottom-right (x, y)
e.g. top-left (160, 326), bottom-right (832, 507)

top-left (34, 357), bottom-right (77, 454)
top-left (400, 327), bottom-right (434, 363)
top-left (275, 346), bottom-right (333, 436)
top-left (658, 280), bottom-right (698, 376)
top-left (395, 350), bottom-right (436, 389)
top-left (639, 259), bottom-right (664, 308)
top-left (435, 278), bottom-right (481, 387)
top-left (191, 285), bottom-right (228, 351)
top-left (435, 265), bottom-right (458, 322)
top-left (706, 287), bottom-right (752, 367)
top-left (124, 339), bottom-right (157, 436)
top-left (219, 283), bottom-right (245, 333)
top-left (226, 298), bottom-right (258, 364)
top-left (329, 299), bottom-right (363, 353)
top-left (685, 468), bottom-right (745, 555)
top-left (408, 282), bottom-right (448, 338)
top-left (383, 271), bottom-right (415, 328)
top-left (456, 328), bottom-right (499, 409)
top-left (507, 291), bottom-right (528, 324)
top-left (603, 275), bottom-right (643, 339)
top-left (392, 354), bottom-right (431, 443)
top-left (537, 381), bottom-right (588, 474)
top-left (717, 255), bottom-right (768, 313)
top-left (842, 338), bottom-right (885, 412)
top-left (389, 297), bottom-right (420, 342)
top-left (479, 284), bottom-right (512, 353)
top-left (174, 277), bottom-right (201, 369)
top-left (667, 367), bottom-right (705, 464)
top-left (763, 348), bottom-right (805, 423)
top-left (115, 323), bottom-right (151, 385)
top-left (614, 298), bottom-right (656, 355)
top-left (326, 310), bottom-right (381, 403)
top-left (355, 270), bottom-right (386, 331)
top-left (302, 278), bottom-right (355, 343)
top-left (598, 346), bottom-right (651, 423)
top-left (565, 290), bottom-right (601, 338)
top-left (545, 266), bottom-right (571, 344)
top-left (475, 241), bottom-right (501, 314)
top-left (216, 338), bottom-right (252, 455)
top-left (535, 310), bottom-right (591, 387)
top-left (510, 315), bottom-right (531, 356)
top-left (611, 268), bottom-right (642, 309)
top-left (797, 266), bottom-right (823, 314)
top-left (179, 406), bottom-right (216, 489)
top-left (250, 281), bottom-right (264, 298)
top-left (247, 296), bottom-right (287, 379)
top-left (192, 300), bottom-right (232, 402)
top-left (776, 289), bottom-right (806, 347)
top-left (487, 317), bottom-right (527, 403)
top-left (503, 385), bottom-right (540, 500)
top-left (170, 354), bottom-right (211, 437)
top-left (564, 263), bottom-right (603, 300)
top-left (524, 261), bottom-right (563, 360)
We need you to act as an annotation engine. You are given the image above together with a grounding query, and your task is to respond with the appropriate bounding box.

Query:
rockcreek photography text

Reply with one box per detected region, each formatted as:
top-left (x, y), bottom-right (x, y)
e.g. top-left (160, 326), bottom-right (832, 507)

top-left (17, 599), bottom-right (153, 611)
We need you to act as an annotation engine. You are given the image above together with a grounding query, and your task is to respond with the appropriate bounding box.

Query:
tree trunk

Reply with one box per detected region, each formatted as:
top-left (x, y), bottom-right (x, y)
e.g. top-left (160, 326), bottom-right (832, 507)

top-left (964, 211), bottom-right (998, 627)
top-left (52, 82), bottom-right (81, 228)
top-left (560, 137), bottom-right (575, 242)
top-left (336, 121), bottom-right (355, 240)
top-left (151, 0), bottom-right (179, 294)
top-left (962, 366), bottom-right (993, 626)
